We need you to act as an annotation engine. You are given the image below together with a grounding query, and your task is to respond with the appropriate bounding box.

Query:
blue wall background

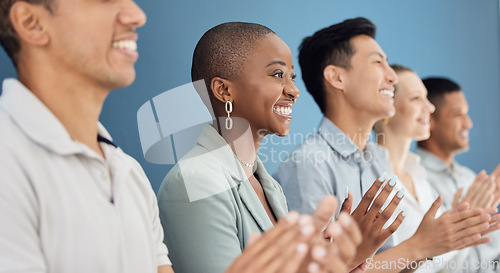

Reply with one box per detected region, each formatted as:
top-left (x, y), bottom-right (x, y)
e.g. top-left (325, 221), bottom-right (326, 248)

top-left (1, 0), bottom-right (499, 193)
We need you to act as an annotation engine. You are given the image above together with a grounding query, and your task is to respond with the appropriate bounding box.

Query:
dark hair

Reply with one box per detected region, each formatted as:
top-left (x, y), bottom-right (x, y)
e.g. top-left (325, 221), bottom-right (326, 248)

top-left (390, 64), bottom-right (413, 74)
top-left (298, 17), bottom-right (376, 113)
top-left (0, 0), bottom-right (54, 68)
top-left (422, 77), bottom-right (461, 108)
top-left (191, 22), bottom-right (275, 94)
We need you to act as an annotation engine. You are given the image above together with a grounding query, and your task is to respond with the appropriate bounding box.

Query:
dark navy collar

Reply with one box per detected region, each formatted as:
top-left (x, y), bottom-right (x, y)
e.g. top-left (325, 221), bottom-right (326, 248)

top-left (98, 134), bottom-right (117, 148)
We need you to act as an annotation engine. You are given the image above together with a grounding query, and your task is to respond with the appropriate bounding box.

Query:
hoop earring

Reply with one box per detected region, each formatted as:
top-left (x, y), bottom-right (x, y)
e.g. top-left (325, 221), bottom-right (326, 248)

top-left (225, 101), bottom-right (233, 130)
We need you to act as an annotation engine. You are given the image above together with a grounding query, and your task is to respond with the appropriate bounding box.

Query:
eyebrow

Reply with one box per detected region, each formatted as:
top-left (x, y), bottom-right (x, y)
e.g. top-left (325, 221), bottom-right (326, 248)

top-left (371, 51), bottom-right (387, 60)
top-left (266, 60), bottom-right (287, 68)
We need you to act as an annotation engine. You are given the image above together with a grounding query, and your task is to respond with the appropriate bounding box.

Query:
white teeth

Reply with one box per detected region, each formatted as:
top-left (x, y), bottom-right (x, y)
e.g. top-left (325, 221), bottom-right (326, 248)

top-left (274, 106), bottom-right (292, 115)
top-left (380, 90), bottom-right (394, 98)
top-left (460, 131), bottom-right (469, 138)
top-left (112, 40), bottom-right (137, 51)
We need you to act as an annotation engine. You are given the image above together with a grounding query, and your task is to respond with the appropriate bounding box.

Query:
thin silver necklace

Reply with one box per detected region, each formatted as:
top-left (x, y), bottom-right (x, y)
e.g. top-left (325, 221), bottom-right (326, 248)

top-left (237, 157), bottom-right (255, 168)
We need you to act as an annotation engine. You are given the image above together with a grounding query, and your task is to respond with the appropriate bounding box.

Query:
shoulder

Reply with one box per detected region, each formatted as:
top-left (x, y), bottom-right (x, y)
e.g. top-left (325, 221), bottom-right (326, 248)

top-left (280, 133), bottom-right (332, 167)
top-left (454, 161), bottom-right (476, 181)
top-left (0, 110), bottom-right (40, 173)
top-left (158, 144), bottom-right (235, 204)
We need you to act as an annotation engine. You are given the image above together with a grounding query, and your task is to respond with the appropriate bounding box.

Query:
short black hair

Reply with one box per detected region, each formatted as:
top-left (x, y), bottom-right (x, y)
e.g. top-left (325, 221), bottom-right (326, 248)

top-left (298, 17), bottom-right (376, 113)
top-left (422, 77), bottom-right (462, 109)
top-left (191, 22), bottom-right (275, 94)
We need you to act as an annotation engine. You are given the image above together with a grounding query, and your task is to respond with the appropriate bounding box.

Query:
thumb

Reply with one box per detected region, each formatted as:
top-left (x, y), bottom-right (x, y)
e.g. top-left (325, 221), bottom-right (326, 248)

top-left (425, 196), bottom-right (443, 220)
top-left (452, 188), bottom-right (464, 209)
top-left (340, 191), bottom-right (353, 215)
top-left (313, 195), bottom-right (338, 231)
top-left (246, 232), bottom-right (261, 247)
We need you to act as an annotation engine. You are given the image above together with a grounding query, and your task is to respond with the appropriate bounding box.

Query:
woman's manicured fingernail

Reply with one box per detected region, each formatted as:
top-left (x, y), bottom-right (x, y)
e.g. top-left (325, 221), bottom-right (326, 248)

top-left (378, 172), bottom-right (388, 182)
top-left (296, 243), bottom-right (308, 253)
top-left (301, 225), bottom-right (314, 236)
top-left (389, 175), bottom-right (398, 187)
top-left (345, 185), bottom-right (349, 199)
top-left (285, 211), bottom-right (299, 223)
top-left (402, 207), bottom-right (408, 217)
top-left (308, 262), bottom-right (320, 273)
top-left (338, 213), bottom-right (352, 226)
top-left (312, 246), bottom-right (327, 259)
top-left (299, 215), bottom-right (310, 226)
top-left (397, 188), bottom-right (406, 199)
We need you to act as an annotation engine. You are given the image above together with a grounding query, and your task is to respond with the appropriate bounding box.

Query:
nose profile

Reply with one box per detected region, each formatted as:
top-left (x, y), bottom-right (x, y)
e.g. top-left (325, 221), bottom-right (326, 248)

top-left (465, 114), bottom-right (473, 129)
top-left (426, 99), bottom-right (436, 114)
top-left (118, 0), bottom-right (147, 28)
top-left (284, 82), bottom-right (300, 100)
top-left (386, 65), bottom-right (398, 85)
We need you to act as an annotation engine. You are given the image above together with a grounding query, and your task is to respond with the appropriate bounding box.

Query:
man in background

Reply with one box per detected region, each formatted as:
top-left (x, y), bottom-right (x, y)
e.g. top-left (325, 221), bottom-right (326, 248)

top-left (416, 77), bottom-right (500, 268)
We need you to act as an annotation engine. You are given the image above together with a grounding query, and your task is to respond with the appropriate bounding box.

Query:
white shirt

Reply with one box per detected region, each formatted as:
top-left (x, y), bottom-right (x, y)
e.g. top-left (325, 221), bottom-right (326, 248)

top-left (0, 79), bottom-right (171, 273)
top-left (390, 152), bottom-right (490, 273)
top-left (415, 147), bottom-right (500, 271)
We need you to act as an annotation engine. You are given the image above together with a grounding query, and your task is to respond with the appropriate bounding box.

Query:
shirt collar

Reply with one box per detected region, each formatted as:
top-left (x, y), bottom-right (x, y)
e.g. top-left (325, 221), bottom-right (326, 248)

top-left (195, 124), bottom-right (278, 185)
top-left (317, 116), bottom-right (360, 157)
top-left (195, 124), bottom-right (286, 224)
top-left (414, 147), bottom-right (450, 173)
top-left (196, 124), bottom-right (249, 183)
top-left (404, 152), bottom-right (426, 182)
top-left (1, 78), bottom-right (116, 156)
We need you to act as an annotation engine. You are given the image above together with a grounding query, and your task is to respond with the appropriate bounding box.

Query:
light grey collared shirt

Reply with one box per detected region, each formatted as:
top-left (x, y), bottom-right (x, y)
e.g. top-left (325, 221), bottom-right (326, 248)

top-left (273, 117), bottom-right (394, 251)
top-left (415, 147), bottom-right (500, 270)
top-left (414, 147), bottom-right (476, 208)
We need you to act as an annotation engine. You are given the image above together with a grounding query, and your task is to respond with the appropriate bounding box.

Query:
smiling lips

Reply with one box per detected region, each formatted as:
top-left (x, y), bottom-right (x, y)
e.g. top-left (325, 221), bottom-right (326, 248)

top-left (273, 103), bottom-right (293, 120)
top-left (112, 39), bottom-right (138, 59)
top-left (380, 89), bottom-right (395, 98)
top-left (112, 40), bottom-right (137, 51)
top-left (417, 117), bottom-right (430, 125)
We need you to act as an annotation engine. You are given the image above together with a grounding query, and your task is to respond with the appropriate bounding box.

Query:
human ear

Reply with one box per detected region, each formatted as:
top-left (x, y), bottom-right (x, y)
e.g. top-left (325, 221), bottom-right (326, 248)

top-left (211, 77), bottom-right (233, 103)
top-left (323, 64), bottom-right (345, 91)
top-left (10, 2), bottom-right (50, 47)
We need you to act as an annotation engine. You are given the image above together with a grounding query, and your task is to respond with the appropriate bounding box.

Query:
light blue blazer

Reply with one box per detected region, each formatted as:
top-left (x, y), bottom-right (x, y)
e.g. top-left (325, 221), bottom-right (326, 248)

top-left (158, 125), bottom-right (288, 273)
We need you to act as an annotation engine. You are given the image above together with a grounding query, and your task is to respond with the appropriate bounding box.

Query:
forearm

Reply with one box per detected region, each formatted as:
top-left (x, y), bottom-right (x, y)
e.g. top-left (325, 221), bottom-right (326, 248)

top-left (365, 239), bottom-right (424, 273)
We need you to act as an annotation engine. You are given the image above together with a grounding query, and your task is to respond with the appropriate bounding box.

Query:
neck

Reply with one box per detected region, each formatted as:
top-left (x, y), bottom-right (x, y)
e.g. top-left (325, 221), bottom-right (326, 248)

top-left (214, 117), bottom-right (262, 177)
top-left (377, 129), bottom-right (412, 175)
top-left (17, 62), bottom-right (109, 157)
top-left (418, 141), bottom-right (454, 166)
top-left (325, 108), bottom-right (377, 151)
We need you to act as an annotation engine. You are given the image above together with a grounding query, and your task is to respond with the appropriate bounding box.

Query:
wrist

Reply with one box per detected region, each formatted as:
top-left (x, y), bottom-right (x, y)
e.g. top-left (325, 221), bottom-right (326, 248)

top-left (400, 236), bottom-right (427, 261)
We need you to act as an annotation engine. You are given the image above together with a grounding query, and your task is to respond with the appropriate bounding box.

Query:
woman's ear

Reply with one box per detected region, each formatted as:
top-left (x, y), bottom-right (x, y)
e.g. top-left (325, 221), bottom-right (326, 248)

top-left (211, 77), bottom-right (233, 103)
top-left (323, 64), bottom-right (345, 92)
top-left (10, 2), bottom-right (50, 47)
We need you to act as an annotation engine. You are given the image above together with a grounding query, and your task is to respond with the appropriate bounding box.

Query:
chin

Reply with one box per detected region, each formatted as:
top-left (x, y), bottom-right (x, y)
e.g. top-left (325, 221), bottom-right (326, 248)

top-left (379, 108), bottom-right (396, 119)
top-left (111, 69), bottom-right (137, 89)
top-left (274, 126), bottom-right (290, 137)
top-left (458, 143), bottom-right (470, 151)
top-left (414, 133), bottom-right (431, 142)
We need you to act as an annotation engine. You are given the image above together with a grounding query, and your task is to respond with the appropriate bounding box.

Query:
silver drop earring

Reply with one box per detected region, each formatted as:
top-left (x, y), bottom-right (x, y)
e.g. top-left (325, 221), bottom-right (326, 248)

top-left (225, 101), bottom-right (233, 130)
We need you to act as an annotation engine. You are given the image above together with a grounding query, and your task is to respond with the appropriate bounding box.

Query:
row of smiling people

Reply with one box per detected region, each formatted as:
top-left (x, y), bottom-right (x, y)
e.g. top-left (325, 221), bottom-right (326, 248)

top-left (158, 18), bottom-right (500, 273)
top-left (1, 0), bottom-right (498, 271)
